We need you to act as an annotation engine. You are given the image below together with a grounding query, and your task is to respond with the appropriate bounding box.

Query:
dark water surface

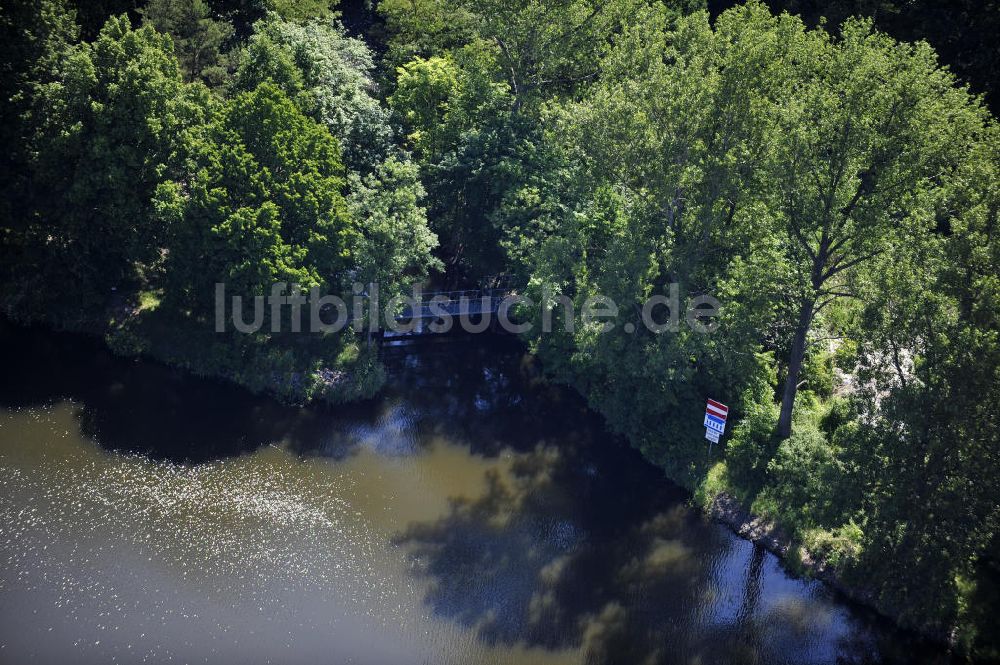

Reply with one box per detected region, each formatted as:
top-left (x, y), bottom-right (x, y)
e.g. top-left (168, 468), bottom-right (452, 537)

top-left (0, 321), bottom-right (951, 664)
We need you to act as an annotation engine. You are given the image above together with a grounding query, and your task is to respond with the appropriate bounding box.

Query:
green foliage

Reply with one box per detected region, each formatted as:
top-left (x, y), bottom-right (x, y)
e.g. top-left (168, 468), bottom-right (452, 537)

top-left (453, 0), bottom-right (649, 112)
top-left (347, 157), bottom-right (442, 292)
top-left (517, 3), bottom-right (798, 483)
top-left (0, 0), bottom-right (78, 234)
top-left (157, 82), bottom-right (354, 310)
top-left (268, 0), bottom-right (338, 22)
top-left (232, 25), bottom-right (305, 96)
top-left (389, 42), bottom-right (528, 274)
top-left (0, 0), bottom-right (434, 408)
top-left (725, 394), bottom-right (780, 495)
top-left (819, 396), bottom-right (850, 435)
top-left (760, 12), bottom-right (986, 437)
top-left (141, 0), bottom-right (233, 86)
top-left (389, 55), bottom-right (461, 160)
top-left (832, 338), bottom-right (857, 371)
top-left (507, 3), bottom-right (997, 642)
top-left (757, 420), bottom-right (840, 529)
top-left (800, 345), bottom-right (835, 398)
top-left (228, 15), bottom-right (440, 297)
top-left (235, 17), bottom-right (392, 172)
top-left (3, 0), bottom-right (1000, 649)
top-left (29, 15), bottom-right (198, 295)
top-left (377, 0), bottom-right (477, 71)
top-left (715, 0), bottom-right (1000, 113)
top-left (382, 0), bottom-right (672, 277)
top-left (802, 521), bottom-right (863, 569)
top-left (210, 0), bottom-right (338, 39)
top-left (837, 124), bottom-right (1000, 636)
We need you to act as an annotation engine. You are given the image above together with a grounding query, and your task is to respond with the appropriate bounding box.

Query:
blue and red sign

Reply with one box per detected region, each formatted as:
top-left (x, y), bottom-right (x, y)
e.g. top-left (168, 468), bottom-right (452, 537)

top-left (704, 399), bottom-right (729, 439)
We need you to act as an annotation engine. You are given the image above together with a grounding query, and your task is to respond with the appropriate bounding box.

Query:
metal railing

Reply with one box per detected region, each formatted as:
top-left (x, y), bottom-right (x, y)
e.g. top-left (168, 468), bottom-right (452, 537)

top-left (394, 289), bottom-right (508, 320)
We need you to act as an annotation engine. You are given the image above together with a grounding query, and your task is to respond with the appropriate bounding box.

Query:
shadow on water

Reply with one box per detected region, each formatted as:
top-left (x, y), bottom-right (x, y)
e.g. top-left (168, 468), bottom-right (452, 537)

top-left (283, 335), bottom-right (610, 462)
top-left (0, 320), bottom-right (959, 664)
top-left (368, 342), bottom-right (955, 665)
top-left (0, 319), bottom-right (361, 463)
top-left (393, 451), bottom-right (956, 664)
top-left (0, 320), bottom-right (578, 465)
top-left (0, 320), bottom-right (552, 465)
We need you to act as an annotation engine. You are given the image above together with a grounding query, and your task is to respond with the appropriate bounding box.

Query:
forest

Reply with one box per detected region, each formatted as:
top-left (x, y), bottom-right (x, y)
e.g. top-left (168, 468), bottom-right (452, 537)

top-left (1, 0), bottom-right (998, 656)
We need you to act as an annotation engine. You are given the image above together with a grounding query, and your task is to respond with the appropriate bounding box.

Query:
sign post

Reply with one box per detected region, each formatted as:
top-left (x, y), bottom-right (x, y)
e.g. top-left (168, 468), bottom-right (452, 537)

top-left (704, 399), bottom-right (729, 455)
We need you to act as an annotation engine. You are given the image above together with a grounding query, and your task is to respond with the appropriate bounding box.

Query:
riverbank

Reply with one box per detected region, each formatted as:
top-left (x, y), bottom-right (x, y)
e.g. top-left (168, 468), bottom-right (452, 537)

top-left (697, 481), bottom-right (962, 652)
top-left (0, 319), bottom-right (954, 664)
top-left (704, 492), bottom-right (875, 620)
top-left (0, 299), bottom-right (980, 656)
top-left (534, 351), bottom-right (994, 657)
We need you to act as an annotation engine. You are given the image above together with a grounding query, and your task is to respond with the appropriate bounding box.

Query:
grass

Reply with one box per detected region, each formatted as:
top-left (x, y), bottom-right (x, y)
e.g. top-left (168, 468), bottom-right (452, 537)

top-left (692, 460), bottom-right (731, 510)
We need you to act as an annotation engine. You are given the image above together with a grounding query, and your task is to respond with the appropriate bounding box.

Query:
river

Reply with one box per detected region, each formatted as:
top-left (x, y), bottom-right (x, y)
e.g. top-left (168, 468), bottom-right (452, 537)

top-left (0, 321), bottom-right (952, 664)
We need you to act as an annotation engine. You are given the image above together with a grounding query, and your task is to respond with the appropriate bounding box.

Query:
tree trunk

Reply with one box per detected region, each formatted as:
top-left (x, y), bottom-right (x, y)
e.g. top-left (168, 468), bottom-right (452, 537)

top-left (777, 297), bottom-right (814, 439)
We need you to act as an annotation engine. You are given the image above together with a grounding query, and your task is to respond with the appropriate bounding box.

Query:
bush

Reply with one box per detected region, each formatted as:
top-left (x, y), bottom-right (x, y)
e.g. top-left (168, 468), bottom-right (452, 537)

top-left (759, 421), bottom-right (839, 530)
top-left (105, 326), bottom-right (148, 356)
top-left (821, 396), bottom-right (852, 436)
top-left (725, 394), bottom-right (780, 496)
top-left (833, 339), bottom-right (858, 372)
top-left (801, 345), bottom-right (835, 398)
top-left (803, 521), bottom-right (864, 569)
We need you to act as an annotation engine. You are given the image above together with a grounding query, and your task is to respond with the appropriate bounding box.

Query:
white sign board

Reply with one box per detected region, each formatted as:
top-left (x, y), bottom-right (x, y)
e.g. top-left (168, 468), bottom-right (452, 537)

top-left (704, 398), bottom-right (729, 452)
top-left (706, 399), bottom-right (729, 421)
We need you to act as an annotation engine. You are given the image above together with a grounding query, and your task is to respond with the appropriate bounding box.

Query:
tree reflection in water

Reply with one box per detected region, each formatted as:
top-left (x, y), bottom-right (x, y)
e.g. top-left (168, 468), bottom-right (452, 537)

top-left (0, 321), bottom-right (950, 664)
top-left (378, 340), bottom-right (933, 664)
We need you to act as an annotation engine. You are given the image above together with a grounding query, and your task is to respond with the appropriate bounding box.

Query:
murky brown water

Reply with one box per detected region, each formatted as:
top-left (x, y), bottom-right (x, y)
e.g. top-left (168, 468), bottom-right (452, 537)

top-left (0, 321), bottom-right (952, 664)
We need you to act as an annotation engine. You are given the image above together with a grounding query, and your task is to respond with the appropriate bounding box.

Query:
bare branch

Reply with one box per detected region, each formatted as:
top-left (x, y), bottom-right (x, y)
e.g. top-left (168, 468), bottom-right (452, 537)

top-left (822, 249), bottom-right (884, 282)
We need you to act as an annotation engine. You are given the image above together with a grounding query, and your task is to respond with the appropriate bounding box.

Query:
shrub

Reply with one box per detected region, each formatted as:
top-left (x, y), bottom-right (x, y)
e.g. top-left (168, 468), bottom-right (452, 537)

top-left (760, 421), bottom-right (838, 530)
top-left (725, 395), bottom-right (780, 496)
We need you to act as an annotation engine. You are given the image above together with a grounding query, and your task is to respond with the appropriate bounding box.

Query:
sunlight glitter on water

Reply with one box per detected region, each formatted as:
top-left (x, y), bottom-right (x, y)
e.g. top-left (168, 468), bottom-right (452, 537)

top-left (0, 324), bottom-right (946, 665)
top-left (0, 404), bottom-right (582, 665)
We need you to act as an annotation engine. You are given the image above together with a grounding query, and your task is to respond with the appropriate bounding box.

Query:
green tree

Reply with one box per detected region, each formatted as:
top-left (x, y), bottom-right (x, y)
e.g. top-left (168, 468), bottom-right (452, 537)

top-left (767, 18), bottom-right (985, 438)
top-left (841, 124), bottom-right (999, 638)
top-left (382, 0), bottom-right (677, 278)
top-left (377, 0), bottom-right (477, 72)
top-left (269, 0), bottom-right (338, 22)
top-left (388, 43), bottom-right (520, 275)
top-left (156, 82), bottom-right (355, 311)
top-left (711, 0), bottom-right (1000, 113)
top-left (457, 0), bottom-right (655, 112)
top-left (210, 0), bottom-right (338, 39)
top-left (389, 55), bottom-right (461, 162)
top-left (514, 3), bottom-right (794, 481)
top-left (348, 156), bottom-right (441, 292)
top-left (141, 0), bottom-right (233, 87)
top-left (234, 18), bottom-right (392, 172)
top-left (0, 0), bottom-right (78, 232)
top-left (28, 15), bottom-right (202, 296)
top-left (384, 0), bottom-right (661, 110)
